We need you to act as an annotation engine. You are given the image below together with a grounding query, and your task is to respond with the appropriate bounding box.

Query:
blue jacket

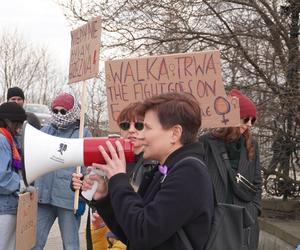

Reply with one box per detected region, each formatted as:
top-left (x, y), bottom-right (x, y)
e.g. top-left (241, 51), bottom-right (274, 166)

top-left (34, 122), bottom-right (92, 210)
top-left (0, 134), bottom-right (21, 215)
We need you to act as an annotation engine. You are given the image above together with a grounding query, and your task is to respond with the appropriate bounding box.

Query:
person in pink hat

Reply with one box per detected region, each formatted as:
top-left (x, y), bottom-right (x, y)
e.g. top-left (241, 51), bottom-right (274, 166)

top-left (198, 89), bottom-right (262, 250)
top-left (32, 93), bottom-right (92, 250)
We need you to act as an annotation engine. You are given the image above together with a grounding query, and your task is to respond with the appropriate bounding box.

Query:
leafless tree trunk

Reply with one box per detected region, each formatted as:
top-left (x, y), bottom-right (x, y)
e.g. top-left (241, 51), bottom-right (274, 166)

top-left (0, 30), bottom-right (66, 105)
top-left (69, 77), bottom-right (107, 136)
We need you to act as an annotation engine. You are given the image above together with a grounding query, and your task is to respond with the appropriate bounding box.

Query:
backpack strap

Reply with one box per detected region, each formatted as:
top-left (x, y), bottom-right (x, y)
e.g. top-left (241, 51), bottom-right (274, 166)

top-left (176, 156), bottom-right (218, 203)
top-left (161, 156), bottom-right (206, 183)
top-left (174, 156), bottom-right (205, 168)
top-left (85, 206), bottom-right (93, 250)
top-left (178, 228), bottom-right (194, 250)
top-left (174, 156), bottom-right (216, 250)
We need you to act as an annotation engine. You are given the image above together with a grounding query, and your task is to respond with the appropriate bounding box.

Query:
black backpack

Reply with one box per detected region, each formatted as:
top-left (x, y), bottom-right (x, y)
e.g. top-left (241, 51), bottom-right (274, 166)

top-left (176, 157), bottom-right (254, 250)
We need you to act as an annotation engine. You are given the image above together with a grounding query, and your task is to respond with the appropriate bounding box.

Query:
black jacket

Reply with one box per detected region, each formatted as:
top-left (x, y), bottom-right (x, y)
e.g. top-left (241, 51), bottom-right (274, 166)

top-left (198, 133), bottom-right (262, 250)
top-left (95, 142), bottom-right (214, 250)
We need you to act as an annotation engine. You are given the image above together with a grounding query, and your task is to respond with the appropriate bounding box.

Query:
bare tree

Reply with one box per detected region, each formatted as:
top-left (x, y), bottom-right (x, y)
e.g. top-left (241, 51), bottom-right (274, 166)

top-left (0, 29), bottom-right (108, 137)
top-left (0, 30), bottom-right (42, 98)
top-left (0, 30), bottom-right (66, 105)
top-left (27, 48), bottom-right (66, 105)
top-left (60, 0), bottom-right (300, 199)
top-left (69, 77), bottom-right (107, 136)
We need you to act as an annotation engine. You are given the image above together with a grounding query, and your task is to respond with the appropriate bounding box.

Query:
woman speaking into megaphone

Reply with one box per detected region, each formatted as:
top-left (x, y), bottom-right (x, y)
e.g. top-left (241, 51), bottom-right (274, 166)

top-left (75, 93), bottom-right (214, 250)
top-left (72, 102), bottom-right (158, 249)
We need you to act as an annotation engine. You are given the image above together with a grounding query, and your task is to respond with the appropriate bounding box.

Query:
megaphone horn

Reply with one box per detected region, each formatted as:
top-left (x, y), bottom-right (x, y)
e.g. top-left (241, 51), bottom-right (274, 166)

top-left (22, 122), bottom-right (135, 186)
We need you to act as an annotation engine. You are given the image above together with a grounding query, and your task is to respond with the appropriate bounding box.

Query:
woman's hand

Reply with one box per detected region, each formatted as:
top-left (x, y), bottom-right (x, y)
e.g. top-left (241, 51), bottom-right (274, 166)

top-left (91, 211), bottom-right (106, 229)
top-left (72, 173), bottom-right (83, 191)
top-left (92, 140), bottom-right (126, 180)
top-left (82, 173), bottom-right (108, 201)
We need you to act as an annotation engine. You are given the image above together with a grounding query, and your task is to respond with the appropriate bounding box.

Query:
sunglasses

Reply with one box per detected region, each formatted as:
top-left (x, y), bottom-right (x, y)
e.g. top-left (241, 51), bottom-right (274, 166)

top-left (243, 117), bottom-right (256, 125)
top-left (119, 121), bottom-right (144, 131)
top-left (52, 108), bottom-right (67, 115)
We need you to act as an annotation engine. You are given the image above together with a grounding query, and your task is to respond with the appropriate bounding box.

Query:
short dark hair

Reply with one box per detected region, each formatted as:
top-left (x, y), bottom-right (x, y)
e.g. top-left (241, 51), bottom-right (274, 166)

top-left (139, 92), bottom-right (201, 144)
top-left (0, 102), bottom-right (26, 122)
top-left (117, 102), bottom-right (144, 124)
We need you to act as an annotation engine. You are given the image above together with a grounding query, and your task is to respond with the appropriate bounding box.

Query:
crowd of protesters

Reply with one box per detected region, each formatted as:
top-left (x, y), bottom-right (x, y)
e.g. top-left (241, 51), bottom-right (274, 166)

top-left (0, 86), bottom-right (261, 250)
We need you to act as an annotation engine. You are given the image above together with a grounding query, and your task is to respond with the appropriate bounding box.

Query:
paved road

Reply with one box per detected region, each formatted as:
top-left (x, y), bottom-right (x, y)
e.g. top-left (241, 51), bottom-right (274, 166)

top-left (44, 211), bottom-right (87, 250)
top-left (43, 212), bottom-right (300, 250)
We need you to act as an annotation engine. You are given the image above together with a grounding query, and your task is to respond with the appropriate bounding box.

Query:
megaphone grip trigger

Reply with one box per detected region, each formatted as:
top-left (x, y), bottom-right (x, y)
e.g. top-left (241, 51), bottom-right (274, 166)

top-left (81, 181), bottom-right (98, 201)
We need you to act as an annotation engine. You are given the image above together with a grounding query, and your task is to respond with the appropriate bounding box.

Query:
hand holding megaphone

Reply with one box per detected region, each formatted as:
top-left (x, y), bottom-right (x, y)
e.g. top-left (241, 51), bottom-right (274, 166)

top-left (81, 140), bottom-right (128, 201)
top-left (81, 167), bottom-right (106, 201)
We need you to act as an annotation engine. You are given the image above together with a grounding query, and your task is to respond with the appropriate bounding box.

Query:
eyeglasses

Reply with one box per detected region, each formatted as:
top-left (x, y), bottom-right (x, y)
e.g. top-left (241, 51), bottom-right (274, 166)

top-left (119, 121), bottom-right (144, 131)
top-left (242, 117), bottom-right (256, 125)
top-left (52, 108), bottom-right (67, 115)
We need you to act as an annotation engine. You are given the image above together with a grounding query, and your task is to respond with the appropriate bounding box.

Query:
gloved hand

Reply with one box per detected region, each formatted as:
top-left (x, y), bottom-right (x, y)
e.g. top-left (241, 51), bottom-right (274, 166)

top-left (19, 179), bottom-right (36, 194)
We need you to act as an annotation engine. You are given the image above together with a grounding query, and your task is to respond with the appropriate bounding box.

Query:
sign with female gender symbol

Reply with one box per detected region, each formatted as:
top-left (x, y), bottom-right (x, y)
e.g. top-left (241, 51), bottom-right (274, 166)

top-left (105, 50), bottom-right (240, 132)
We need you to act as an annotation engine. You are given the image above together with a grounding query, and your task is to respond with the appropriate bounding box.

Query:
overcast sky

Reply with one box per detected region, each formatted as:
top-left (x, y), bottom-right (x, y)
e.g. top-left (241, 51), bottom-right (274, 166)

top-left (0, 0), bottom-right (71, 68)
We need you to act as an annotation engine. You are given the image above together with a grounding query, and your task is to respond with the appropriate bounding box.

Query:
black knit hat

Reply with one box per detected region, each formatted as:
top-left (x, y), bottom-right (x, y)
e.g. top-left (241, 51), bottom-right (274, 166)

top-left (0, 102), bottom-right (27, 122)
top-left (7, 87), bottom-right (25, 101)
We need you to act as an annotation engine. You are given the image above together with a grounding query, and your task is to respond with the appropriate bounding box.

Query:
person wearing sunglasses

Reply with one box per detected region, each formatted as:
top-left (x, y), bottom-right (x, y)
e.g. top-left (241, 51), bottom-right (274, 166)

top-left (116, 102), bottom-right (159, 191)
top-left (77, 93), bottom-right (214, 250)
top-left (32, 93), bottom-right (92, 250)
top-left (198, 89), bottom-right (262, 250)
top-left (74, 102), bottom-right (158, 250)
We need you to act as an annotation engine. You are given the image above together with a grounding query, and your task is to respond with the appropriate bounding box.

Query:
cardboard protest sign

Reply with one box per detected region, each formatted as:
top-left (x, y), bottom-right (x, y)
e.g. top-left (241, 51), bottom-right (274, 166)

top-left (16, 189), bottom-right (38, 250)
top-left (69, 16), bottom-right (101, 84)
top-left (105, 50), bottom-right (240, 132)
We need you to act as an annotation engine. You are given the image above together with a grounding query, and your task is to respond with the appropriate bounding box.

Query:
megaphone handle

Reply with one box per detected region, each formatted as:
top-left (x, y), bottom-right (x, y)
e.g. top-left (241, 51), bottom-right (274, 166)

top-left (81, 167), bottom-right (105, 201)
top-left (81, 181), bottom-right (98, 201)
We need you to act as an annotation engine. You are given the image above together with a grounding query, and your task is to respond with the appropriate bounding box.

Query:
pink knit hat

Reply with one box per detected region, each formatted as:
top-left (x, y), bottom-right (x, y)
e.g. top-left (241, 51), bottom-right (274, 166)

top-left (51, 93), bottom-right (74, 110)
top-left (229, 89), bottom-right (257, 119)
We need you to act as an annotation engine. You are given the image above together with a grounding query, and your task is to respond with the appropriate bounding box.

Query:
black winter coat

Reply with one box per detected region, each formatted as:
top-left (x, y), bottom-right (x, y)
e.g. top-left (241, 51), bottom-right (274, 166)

top-left (198, 133), bottom-right (262, 250)
top-left (95, 142), bottom-right (214, 250)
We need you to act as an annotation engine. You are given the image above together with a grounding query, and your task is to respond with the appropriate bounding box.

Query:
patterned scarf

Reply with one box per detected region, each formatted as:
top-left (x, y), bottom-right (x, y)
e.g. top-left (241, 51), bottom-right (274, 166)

top-left (50, 102), bottom-right (80, 129)
top-left (0, 128), bottom-right (22, 170)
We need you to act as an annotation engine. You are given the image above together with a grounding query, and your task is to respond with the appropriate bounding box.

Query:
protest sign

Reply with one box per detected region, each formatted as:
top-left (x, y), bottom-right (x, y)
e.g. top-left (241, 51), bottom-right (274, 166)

top-left (69, 16), bottom-right (101, 84)
top-left (16, 189), bottom-right (38, 250)
top-left (105, 50), bottom-right (240, 132)
top-left (68, 16), bottom-right (102, 211)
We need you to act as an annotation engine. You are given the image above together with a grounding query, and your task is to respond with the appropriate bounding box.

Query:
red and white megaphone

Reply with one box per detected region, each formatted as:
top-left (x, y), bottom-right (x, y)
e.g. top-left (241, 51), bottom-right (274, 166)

top-left (21, 122), bottom-right (135, 186)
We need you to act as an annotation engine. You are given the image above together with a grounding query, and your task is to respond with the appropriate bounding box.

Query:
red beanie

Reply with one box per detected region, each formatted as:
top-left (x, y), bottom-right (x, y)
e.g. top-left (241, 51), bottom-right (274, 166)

top-left (229, 89), bottom-right (257, 119)
top-left (51, 93), bottom-right (74, 110)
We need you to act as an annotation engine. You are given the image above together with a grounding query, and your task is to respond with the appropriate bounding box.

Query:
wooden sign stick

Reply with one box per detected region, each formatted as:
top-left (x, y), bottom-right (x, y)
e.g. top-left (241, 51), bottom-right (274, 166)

top-left (74, 80), bottom-right (88, 213)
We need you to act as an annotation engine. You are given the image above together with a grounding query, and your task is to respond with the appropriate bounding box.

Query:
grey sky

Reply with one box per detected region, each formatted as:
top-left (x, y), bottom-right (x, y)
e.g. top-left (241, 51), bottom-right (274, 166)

top-left (0, 0), bottom-right (71, 68)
